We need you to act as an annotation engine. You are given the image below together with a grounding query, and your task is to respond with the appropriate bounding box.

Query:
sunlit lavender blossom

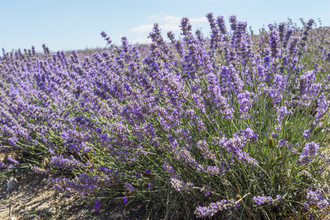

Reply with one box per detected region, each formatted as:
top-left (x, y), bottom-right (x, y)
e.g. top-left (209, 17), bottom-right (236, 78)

top-left (304, 188), bottom-right (329, 209)
top-left (49, 155), bottom-right (85, 171)
top-left (303, 129), bottom-right (311, 140)
top-left (170, 178), bottom-right (194, 192)
top-left (298, 142), bottom-right (320, 165)
top-left (125, 183), bottom-right (134, 192)
top-left (48, 147), bottom-right (56, 156)
top-left (200, 185), bottom-right (211, 196)
top-left (237, 91), bottom-right (252, 119)
top-left (299, 71), bottom-right (316, 95)
top-left (0, 162), bottom-right (7, 169)
top-left (276, 194), bottom-right (282, 202)
top-left (31, 166), bottom-right (47, 175)
top-left (136, 171), bottom-right (141, 178)
top-left (253, 195), bottom-right (274, 205)
top-left (219, 134), bottom-right (258, 165)
top-left (7, 156), bottom-right (18, 164)
top-left (94, 199), bottom-right (101, 212)
top-left (163, 161), bottom-right (177, 178)
top-left (123, 195), bottom-right (128, 205)
top-left (272, 132), bottom-right (278, 139)
top-left (277, 106), bottom-right (291, 124)
top-left (269, 74), bottom-right (287, 104)
top-left (240, 128), bottom-right (258, 141)
top-left (314, 93), bottom-right (329, 126)
top-left (277, 139), bottom-right (291, 149)
top-left (197, 140), bottom-right (217, 161)
top-left (194, 198), bottom-right (239, 218)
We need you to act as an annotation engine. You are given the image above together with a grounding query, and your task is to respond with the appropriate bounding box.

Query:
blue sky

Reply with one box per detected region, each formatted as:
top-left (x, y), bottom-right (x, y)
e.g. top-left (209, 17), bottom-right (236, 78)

top-left (1, 0), bottom-right (329, 53)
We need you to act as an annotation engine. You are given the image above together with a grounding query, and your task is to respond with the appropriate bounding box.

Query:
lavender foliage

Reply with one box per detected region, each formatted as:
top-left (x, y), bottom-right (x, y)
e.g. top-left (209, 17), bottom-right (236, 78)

top-left (0, 14), bottom-right (330, 219)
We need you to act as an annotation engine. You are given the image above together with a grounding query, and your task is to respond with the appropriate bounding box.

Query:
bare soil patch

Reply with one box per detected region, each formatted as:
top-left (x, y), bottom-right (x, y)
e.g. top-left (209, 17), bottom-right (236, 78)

top-left (0, 152), bottom-right (159, 220)
top-left (0, 173), bottom-right (159, 220)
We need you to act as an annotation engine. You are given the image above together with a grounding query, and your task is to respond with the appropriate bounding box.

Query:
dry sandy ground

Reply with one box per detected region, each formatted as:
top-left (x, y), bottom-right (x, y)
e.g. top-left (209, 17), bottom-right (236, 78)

top-left (0, 173), bottom-right (157, 220)
top-left (0, 175), bottom-right (160, 220)
top-left (0, 151), bottom-right (158, 220)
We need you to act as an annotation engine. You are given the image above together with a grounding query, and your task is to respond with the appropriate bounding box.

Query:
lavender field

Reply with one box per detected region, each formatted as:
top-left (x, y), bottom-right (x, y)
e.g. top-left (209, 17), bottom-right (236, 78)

top-left (1, 13), bottom-right (330, 219)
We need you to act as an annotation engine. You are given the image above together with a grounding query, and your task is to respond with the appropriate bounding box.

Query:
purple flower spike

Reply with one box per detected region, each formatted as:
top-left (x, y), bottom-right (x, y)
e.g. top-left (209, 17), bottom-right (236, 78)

top-left (7, 156), bottom-right (19, 164)
top-left (303, 129), bottom-right (311, 140)
top-left (123, 195), bottom-right (128, 205)
top-left (94, 199), bottom-right (101, 211)
top-left (125, 183), bottom-right (134, 192)
top-left (253, 195), bottom-right (274, 206)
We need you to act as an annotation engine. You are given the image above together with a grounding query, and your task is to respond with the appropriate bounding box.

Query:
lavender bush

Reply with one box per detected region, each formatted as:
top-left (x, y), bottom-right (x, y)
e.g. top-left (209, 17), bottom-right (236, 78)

top-left (1, 13), bottom-right (330, 219)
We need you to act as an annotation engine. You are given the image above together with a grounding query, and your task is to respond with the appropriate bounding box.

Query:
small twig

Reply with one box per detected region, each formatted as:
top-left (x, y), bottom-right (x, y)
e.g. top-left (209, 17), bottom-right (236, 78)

top-left (9, 198), bottom-right (11, 216)
top-left (237, 187), bottom-right (256, 220)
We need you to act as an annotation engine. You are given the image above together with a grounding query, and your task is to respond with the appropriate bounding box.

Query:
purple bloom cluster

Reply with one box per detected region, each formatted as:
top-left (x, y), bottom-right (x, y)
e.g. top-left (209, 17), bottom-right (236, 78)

top-left (170, 178), bottom-right (194, 192)
top-left (0, 156), bottom-right (19, 171)
top-left (200, 185), bottom-right (211, 197)
top-left (165, 135), bottom-right (229, 176)
top-left (267, 24), bottom-right (280, 58)
top-left (197, 140), bottom-right (217, 161)
top-left (218, 132), bottom-right (259, 165)
top-left (194, 198), bottom-right (239, 218)
top-left (314, 93), bottom-right (329, 126)
top-left (237, 91), bottom-right (252, 119)
top-left (276, 194), bottom-right (282, 202)
top-left (50, 173), bottom-right (113, 196)
top-left (163, 161), bottom-right (177, 178)
top-left (49, 155), bottom-right (85, 171)
top-left (0, 162), bottom-right (7, 169)
top-left (277, 106), bottom-right (291, 124)
top-left (31, 166), bottom-right (47, 175)
top-left (240, 128), bottom-right (258, 141)
top-left (94, 199), bottom-right (101, 212)
top-left (303, 129), bottom-right (311, 140)
top-left (125, 183), bottom-right (134, 192)
top-left (303, 188), bottom-right (329, 210)
top-left (7, 156), bottom-right (19, 164)
top-left (298, 142), bottom-right (320, 165)
top-left (123, 195), bottom-right (128, 205)
top-left (277, 139), bottom-right (291, 149)
top-left (253, 195), bottom-right (274, 205)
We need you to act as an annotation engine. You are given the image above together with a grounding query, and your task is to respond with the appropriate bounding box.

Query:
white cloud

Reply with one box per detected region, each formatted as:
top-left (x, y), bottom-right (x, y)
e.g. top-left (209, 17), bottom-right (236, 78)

top-left (129, 24), bottom-right (154, 33)
top-left (163, 15), bottom-right (180, 23)
top-left (129, 13), bottom-right (207, 33)
top-left (190, 17), bottom-right (207, 22)
top-left (161, 23), bottom-right (180, 31)
top-left (145, 11), bottom-right (167, 21)
top-left (162, 15), bottom-right (206, 23)
top-left (145, 15), bottom-right (162, 21)
top-left (131, 37), bottom-right (152, 45)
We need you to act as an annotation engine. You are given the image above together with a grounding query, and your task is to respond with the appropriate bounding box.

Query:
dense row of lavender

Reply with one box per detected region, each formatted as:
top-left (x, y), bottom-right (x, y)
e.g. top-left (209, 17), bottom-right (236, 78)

top-left (1, 13), bottom-right (330, 219)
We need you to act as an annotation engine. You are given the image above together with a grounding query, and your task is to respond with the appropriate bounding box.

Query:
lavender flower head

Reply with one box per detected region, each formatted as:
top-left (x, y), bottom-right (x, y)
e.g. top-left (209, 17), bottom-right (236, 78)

top-left (31, 166), bottom-right (47, 175)
top-left (298, 142), bottom-right (320, 165)
top-left (7, 156), bottom-right (19, 164)
top-left (123, 195), bottom-right (128, 205)
top-left (94, 199), bottom-right (101, 212)
top-left (253, 195), bottom-right (274, 205)
top-left (125, 183), bottom-right (134, 192)
top-left (304, 188), bottom-right (329, 210)
top-left (303, 129), bottom-right (311, 140)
